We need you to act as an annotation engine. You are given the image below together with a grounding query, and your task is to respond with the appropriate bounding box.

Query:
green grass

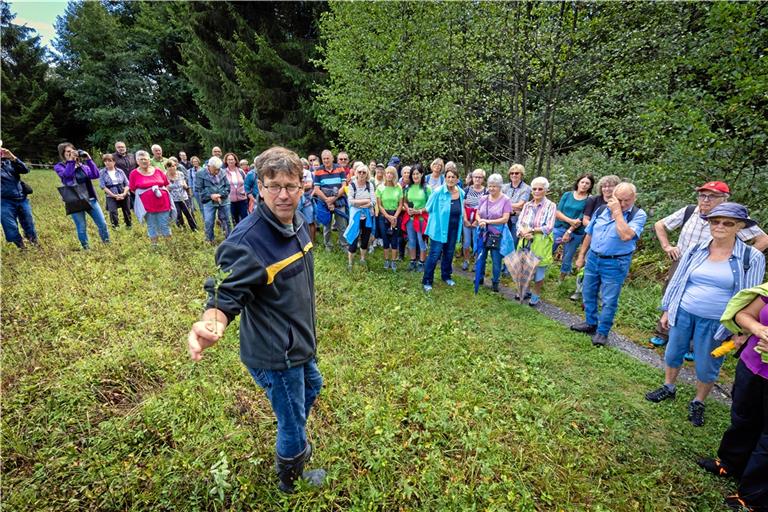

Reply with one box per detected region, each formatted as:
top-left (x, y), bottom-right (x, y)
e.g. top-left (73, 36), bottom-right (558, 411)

top-left (2, 171), bottom-right (735, 511)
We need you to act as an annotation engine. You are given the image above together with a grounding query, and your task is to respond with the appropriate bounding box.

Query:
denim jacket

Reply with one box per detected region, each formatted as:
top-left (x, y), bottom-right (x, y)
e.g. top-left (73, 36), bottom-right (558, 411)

top-left (662, 239), bottom-right (765, 340)
top-left (195, 169), bottom-right (231, 205)
top-left (425, 184), bottom-right (465, 243)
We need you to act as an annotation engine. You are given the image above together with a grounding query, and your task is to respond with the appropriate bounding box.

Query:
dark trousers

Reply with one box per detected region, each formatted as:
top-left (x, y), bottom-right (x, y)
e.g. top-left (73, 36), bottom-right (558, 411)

top-left (174, 200), bottom-right (197, 231)
top-left (422, 222), bottom-right (460, 286)
top-left (105, 196), bottom-right (132, 228)
top-left (231, 199), bottom-right (249, 225)
top-left (348, 222), bottom-right (372, 254)
top-left (717, 360), bottom-right (768, 509)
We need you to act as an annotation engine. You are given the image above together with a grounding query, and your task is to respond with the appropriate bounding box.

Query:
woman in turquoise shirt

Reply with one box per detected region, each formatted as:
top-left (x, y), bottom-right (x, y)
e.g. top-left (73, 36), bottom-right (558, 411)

top-left (422, 167), bottom-right (465, 292)
top-left (553, 173), bottom-right (593, 281)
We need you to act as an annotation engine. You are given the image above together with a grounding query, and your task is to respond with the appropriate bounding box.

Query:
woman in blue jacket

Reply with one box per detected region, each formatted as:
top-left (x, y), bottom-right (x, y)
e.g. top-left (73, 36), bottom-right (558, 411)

top-left (422, 167), bottom-right (465, 292)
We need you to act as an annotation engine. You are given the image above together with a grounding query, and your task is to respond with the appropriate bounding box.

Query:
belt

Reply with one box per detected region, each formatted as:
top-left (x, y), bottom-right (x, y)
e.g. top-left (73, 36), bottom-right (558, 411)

top-left (592, 250), bottom-right (633, 259)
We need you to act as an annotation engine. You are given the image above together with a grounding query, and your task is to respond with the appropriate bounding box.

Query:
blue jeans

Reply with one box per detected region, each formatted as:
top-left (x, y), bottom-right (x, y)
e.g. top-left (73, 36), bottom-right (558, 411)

top-left (422, 224), bottom-right (459, 285)
top-left (462, 225), bottom-right (477, 250)
top-left (553, 226), bottom-right (585, 275)
top-left (508, 220), bottom-right (520, 252)
top-left (145, 211), bottom-right (171, 239)
top-left (406, 219), bottom-right (426, 252)
top-left (70, 198), bottom-right (110, 248)
top-left (1, 196), bottom-right (37, 247)
top-left (664, 307), bottom-right (725, 383)
top-left (248, 359), bottom-right (323, 459)
top-left (203, 202), bottom-right (232, 242)
top-left (193, 192), bottom-right (203, 213)
top-left (478, 245), bottom-right (503, 285)
top-left (582, 250), bottom-right (632, 335)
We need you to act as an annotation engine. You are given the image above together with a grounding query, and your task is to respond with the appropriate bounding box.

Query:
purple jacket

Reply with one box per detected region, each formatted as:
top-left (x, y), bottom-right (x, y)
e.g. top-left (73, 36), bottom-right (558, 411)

top-left (54, 159), bottom-right (100, 186)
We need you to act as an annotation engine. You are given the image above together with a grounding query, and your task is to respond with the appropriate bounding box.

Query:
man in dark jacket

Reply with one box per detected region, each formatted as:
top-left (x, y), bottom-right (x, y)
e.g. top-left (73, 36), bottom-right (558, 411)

top-left (187, 146), bottom-right (325, 493)
top-left (0, 143), bottom-right (38, 248)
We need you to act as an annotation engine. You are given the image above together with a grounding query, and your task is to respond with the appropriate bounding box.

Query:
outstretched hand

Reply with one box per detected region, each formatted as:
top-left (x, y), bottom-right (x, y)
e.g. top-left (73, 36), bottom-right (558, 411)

top-left (187, 320), bottom-right (223, 361)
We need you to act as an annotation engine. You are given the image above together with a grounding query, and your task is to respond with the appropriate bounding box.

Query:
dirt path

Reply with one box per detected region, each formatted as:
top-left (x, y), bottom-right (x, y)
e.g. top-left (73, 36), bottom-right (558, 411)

top-left (457, 270), bottom-right (733, 406)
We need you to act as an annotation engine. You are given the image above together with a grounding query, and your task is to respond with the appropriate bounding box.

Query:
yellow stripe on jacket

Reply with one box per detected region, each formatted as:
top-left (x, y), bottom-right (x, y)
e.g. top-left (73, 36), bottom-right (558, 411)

top-left (265, 242), bottom-right (313, 285)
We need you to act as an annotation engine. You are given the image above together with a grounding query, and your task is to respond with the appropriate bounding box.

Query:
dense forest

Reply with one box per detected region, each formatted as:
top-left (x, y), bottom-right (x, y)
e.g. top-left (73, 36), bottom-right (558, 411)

top-left (2, 1), bottom-right (767, 222)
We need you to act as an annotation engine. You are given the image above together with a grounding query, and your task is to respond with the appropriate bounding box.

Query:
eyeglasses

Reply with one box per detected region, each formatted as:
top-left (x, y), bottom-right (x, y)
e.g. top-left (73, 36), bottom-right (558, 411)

top-left (509, 172), bottom-right (522, 175)
top-left (708, 219), bottom-right (738, 227)
top-left (531, 187), bottom-right (545, 191)
top-left (698, 193), bottom-right (725, 201)
top-left (264, 183), bottom-right (302, 195)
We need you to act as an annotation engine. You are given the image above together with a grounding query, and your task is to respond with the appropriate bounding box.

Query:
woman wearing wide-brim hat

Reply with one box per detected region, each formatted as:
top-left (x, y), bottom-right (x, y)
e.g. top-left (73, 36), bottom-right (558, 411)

top-left (645, 203), bottom-right (765, 427)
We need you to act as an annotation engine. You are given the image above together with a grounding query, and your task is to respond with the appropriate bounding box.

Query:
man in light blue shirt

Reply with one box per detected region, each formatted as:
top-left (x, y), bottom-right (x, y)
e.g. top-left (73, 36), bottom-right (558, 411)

top-left (570, 182), bottom-right (647, 346)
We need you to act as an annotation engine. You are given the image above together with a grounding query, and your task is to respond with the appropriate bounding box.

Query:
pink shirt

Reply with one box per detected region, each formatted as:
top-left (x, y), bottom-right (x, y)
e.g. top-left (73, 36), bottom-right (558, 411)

top-left (226, 168), bottom-right (247, 202)
top-left (129, 168), bottom-right (171, 213)
top-left (741, 295), bottom-right (768, 379)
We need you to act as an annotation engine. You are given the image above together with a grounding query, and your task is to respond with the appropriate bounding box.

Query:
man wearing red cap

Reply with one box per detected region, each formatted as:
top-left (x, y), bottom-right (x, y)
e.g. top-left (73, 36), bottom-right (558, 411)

top-left (650, 181), bottom-right (768, 347)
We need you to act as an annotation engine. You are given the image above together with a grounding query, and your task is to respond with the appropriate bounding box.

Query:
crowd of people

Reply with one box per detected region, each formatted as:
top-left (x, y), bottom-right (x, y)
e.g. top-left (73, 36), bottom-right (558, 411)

top-left (2, 141), bottom-right (767, 509)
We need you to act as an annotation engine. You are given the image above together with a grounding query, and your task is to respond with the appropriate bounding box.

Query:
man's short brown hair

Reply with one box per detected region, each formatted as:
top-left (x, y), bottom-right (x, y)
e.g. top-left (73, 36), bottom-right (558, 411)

top-left (255, 146), bottom-right (303, 182)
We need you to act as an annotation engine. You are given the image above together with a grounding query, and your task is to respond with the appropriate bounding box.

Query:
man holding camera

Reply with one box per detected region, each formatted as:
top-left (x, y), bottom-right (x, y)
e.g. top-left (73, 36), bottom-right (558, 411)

top-left (0, 142), bottom-right (38, 248)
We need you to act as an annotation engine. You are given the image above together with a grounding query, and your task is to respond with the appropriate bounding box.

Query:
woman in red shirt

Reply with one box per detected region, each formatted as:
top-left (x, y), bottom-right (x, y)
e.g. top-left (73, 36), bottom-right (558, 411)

top-left (129, 150), bottom-right (173, 245)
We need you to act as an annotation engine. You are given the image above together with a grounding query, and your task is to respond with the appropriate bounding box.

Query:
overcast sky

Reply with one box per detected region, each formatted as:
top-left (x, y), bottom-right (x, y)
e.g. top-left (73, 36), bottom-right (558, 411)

top-left (10, 0), bottom-right (68, 50)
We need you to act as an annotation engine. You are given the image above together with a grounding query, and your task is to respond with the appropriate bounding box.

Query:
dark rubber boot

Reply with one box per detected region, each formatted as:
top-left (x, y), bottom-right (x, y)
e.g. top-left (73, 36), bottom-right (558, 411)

top-left (275, 443), bottom-right (326, 493)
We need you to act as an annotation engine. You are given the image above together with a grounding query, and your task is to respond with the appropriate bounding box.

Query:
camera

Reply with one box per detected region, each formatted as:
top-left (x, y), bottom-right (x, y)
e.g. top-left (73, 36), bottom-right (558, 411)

top-left (77, 150), bottom-right (88, 158)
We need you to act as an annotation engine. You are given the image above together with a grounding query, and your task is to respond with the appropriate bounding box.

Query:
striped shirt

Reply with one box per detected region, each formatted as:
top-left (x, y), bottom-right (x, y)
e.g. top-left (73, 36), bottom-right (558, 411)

top-left (464, 186), bottom-right (486, 209)
top-left (517, 197), bottom-right (557, 236)
top-left (313, 165), bottom-right (346, 196)
top-left (662, 205), bottom-right (765, 253)
top-left (662, 239), bottom-right (765, 340)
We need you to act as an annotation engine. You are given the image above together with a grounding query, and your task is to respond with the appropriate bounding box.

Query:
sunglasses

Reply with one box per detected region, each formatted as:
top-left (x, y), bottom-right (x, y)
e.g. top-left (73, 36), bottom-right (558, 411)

top-left (509, 172), bottom-right (522, 175)
top-left (531, 187), bottom-right (545, 191)
top-left (708, 219), bottom-right (738, 227)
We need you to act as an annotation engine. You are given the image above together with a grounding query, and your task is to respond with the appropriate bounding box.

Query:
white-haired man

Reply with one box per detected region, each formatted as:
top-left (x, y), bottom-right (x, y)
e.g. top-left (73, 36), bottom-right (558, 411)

top-left (571, 182), bottom-right (647, 346)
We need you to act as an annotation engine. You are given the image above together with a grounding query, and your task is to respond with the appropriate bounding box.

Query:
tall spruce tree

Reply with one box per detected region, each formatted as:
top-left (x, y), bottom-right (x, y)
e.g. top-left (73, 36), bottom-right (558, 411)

top-left (179, 1), bottom-right (327, 156)
top-left (0, 3), bottom-right (59, 160)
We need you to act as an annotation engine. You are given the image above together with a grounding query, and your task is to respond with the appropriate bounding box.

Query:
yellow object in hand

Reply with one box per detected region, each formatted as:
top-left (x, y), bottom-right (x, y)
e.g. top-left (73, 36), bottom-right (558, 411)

top-left (711, 340), bottom-right (735, 358)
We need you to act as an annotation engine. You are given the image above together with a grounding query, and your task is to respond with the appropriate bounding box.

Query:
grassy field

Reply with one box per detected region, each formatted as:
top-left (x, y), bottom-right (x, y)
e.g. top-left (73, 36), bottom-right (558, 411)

top-left (2, 171), bottom-right (736, 511)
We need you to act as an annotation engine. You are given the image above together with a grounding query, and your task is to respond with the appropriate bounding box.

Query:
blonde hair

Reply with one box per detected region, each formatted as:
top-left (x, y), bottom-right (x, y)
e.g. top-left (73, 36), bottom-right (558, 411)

top-left (430, 158), bottom-right (444, 174)
top-left (508, 163), bottom-right (525, 176)
top-left (384, 166), bottom-right (398, 185)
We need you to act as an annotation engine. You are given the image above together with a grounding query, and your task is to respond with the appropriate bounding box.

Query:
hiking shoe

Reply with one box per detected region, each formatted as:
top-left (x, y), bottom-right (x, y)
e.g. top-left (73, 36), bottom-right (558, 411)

top-left (684, 351), bottom-right (695, 362)
top-left (423, 284), bottom-right (432, 293)
top-left (492, 282), bottom-right (500, 292)
top-left (688, 401), bottom-right (705, 427)
top-left (645, 385), bottom-right (676, 403)
top-left (592, 333), bottom-right (608, 346)
top-left (391, 261), bottom-right (397, 272)
top-left (461, 260), bottom-right (469, 271)
top-left (696, 457), bottom-right (731, 478)
top-left (416, 261), bottom-right (424, 272)
top-left (569, 291), bottom-right (580, 301)
top-left (384, 260), bottom-right (391, 269)
top-left (529, 294), bottom-right (540, 306)
top-left (347, 263), bottom-right (353, 272)
top-left (724, 494), bottom-right (754, 511)
top-left (650, 336), bottom-right (668, 347)
top-left (570, 322), bottom-right (597, 334)
top-left (359, 259), bottom-right (367, 267)
top-left (444, 279), bottom-right (456, 287)
top-left (408, 260), bottom-right (417, 272)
